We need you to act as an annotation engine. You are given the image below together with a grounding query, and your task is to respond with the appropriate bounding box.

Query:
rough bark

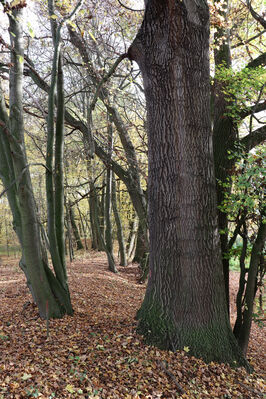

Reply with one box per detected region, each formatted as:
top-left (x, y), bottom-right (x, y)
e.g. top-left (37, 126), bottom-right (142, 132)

top-left (129, 0), bottom-right (248, 367)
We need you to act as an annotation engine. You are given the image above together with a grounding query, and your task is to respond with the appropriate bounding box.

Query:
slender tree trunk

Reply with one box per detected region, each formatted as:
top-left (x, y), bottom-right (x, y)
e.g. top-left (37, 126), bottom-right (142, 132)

top-left (99, 186), bottom-right (105, 246)
top-left (127, 216), bottom-right (139, 262)
top-left (54, 55), bottom-right (67, 270)
top-left (112, 177), bottom-right (127, 266)
top-left (69, 205), bottom-right (84, 250)
top-left (233, 223), bottom-right (248, 338)
top-left (66, 204), bottom-right (74, 262)
top-left (88, 161), bottom-right (117, 273)
top-left (89, 186), bottom-right (99, 250)
top-left (77, 205), bottom-right (88, 250)
top-left (46, 0), bottom-right (68, 289)
top-left (236, 212), bottom-right (266, 355)
top-left (105, 118), bottom-right (114, 260)
top-left (129, 0), bottom-right (248, 367)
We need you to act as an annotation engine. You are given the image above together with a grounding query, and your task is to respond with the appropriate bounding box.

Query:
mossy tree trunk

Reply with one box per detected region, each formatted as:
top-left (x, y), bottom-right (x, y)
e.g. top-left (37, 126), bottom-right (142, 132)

top-left (129, 0), bottom-right (248, 367)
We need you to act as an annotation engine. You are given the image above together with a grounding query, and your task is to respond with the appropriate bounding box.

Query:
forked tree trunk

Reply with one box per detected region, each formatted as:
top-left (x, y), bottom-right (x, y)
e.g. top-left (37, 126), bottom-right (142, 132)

top-left (0, 6), bottom-right (72, 318)
top-left (129, 0), bottom-right (248, 367)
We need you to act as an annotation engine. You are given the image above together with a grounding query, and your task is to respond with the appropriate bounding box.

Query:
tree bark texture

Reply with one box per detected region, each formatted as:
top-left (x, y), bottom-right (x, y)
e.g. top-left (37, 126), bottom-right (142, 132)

top-left (129, 0), bottom-right (247, 367)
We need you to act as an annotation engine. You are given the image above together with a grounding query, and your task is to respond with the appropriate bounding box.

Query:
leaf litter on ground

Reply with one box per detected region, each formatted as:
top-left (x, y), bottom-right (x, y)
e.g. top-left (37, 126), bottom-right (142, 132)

top-left (0, 252), bottom-right (265, 398)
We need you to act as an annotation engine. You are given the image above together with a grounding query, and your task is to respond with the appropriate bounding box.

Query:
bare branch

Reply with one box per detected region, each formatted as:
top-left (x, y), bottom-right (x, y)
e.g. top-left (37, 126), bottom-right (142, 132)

top-left (90, 53), bottom-right (127, 111)
top-left (246, 1), bottom-right (266, 29)
top-left (232, 30), bottom-right (266, 49)
top-left (240, 125), bottom-right (266, 151)
top-left (117, 0), bottom-right (144, 12)
top-left (157, 361), bottom-right (185, 395)
top-left (246, 52), bottom-right (266, 68)
top-left (239, 100), bottom-right (266, 120)
top-left (0, 163), bottom-right (50, 199)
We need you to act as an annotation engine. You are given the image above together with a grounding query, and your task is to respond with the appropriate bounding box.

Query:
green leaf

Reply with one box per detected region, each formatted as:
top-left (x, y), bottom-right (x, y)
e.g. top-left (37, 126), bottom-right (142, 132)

top-left (50, 14), bottom-right (58, 19)
top-left (184, 346), bottom-right (190, 352)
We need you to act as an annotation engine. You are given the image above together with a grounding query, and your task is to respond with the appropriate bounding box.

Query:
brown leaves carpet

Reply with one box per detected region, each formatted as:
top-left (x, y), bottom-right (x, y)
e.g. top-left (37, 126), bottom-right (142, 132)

top-left (0, 252), bottom-right (265, 398)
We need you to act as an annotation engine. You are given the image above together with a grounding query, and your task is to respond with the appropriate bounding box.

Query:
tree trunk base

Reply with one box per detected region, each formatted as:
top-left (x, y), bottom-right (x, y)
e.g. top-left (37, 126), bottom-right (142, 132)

top-left (136, 300), bottom-right (251, 371)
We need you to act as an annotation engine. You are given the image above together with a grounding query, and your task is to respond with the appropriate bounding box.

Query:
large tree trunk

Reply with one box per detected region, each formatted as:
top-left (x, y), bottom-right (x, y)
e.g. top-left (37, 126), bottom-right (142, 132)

top-left (129, 0), bottom-right (247, 367)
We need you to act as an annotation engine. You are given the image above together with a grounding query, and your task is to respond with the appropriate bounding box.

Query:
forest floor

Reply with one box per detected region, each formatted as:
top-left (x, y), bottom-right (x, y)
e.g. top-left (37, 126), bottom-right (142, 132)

top-left (0, 252), bottom-right (265, 399)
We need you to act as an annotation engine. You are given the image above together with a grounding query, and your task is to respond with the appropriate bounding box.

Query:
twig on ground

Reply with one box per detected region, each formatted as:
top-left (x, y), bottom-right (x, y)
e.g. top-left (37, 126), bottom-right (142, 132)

top-left (157, 360), bottom-right (185, 395)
